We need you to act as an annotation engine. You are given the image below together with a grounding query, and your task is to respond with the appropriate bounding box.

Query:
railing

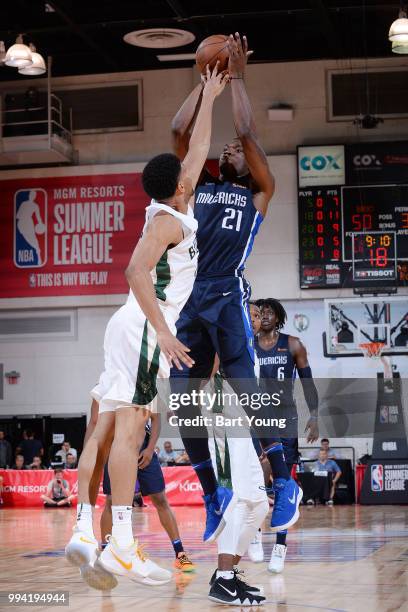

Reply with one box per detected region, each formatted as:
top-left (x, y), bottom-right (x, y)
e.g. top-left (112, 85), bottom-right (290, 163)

top-left (0, 93), bottom-right (72, 146)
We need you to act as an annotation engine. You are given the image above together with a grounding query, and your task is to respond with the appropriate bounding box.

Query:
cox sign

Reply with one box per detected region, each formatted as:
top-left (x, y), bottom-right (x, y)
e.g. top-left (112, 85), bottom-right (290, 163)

top-left (298, 145), bottom-right (345, 187)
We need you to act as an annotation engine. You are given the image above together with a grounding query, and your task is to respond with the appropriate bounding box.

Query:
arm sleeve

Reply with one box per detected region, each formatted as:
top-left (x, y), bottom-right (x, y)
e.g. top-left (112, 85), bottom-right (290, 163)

top-left (297, 366), bottom-right (318, 414)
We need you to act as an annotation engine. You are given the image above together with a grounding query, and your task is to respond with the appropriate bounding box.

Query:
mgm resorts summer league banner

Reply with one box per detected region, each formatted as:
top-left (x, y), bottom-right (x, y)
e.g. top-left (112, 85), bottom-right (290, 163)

top-left (0, 171), bottom-right (147, 298)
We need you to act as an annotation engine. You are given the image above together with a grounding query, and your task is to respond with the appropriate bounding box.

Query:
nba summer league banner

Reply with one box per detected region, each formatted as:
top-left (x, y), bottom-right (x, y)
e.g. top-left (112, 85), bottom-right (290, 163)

top-left (0, 173), bottom-right (147, 297)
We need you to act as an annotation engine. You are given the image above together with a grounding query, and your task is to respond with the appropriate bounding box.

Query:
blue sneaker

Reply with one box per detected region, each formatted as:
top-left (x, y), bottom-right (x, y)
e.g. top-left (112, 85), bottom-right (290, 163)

top-left (270, 478), bottom-right (303, 532)
top-left (203, 486), bottom-right (237, 542)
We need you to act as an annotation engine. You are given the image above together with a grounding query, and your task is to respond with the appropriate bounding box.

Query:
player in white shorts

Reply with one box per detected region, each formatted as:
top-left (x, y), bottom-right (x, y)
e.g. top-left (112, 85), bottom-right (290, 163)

top-left (206, 303), bottom-right (268, 604)
top-left (65, 65), bottom-right (229, 589)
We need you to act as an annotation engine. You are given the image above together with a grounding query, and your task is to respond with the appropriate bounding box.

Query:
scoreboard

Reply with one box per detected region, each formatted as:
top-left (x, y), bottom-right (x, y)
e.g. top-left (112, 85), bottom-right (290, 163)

top-left (298, 142), bottom-right (408, 289)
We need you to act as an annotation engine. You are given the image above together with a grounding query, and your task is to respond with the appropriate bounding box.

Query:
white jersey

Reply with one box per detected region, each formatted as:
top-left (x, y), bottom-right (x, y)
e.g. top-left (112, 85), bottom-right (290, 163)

top-left (127, 201), bottom-right (198, 320)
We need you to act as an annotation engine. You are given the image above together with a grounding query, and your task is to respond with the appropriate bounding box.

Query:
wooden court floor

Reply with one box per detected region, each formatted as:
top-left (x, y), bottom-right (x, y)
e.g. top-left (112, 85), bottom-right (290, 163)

top-left (0, 504), bottom-right (407, 612)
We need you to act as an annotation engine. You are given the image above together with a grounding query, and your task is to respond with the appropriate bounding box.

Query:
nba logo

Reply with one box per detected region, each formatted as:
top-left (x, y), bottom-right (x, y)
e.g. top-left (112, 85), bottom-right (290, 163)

top-left (371, 464), bottom-right (384, 492)
top-left (14, 189), bottom-right (47, 268)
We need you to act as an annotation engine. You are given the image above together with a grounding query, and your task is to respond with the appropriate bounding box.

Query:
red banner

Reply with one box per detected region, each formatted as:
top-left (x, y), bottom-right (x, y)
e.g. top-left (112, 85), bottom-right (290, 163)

top-left (0, 467), bottom-right (203, 507)
top-left (0, 172), bottom-right (148, 297)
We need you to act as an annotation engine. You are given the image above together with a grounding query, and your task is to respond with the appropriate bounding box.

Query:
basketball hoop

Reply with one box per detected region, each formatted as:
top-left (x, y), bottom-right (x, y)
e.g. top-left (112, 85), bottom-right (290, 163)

top-left (359, 342), bottom-right (385, 359)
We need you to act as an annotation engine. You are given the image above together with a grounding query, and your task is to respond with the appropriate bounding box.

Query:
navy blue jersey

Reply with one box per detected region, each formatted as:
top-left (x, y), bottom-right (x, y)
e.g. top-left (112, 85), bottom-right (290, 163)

top-left (194, 171), bottom-right (262, 278)
top-left (255, 333), bottom-right (297, 415)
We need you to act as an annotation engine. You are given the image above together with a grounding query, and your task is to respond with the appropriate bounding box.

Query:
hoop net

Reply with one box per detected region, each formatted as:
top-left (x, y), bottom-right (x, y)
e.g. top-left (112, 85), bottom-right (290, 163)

top-left (359, 342), bottom-right (385, 359)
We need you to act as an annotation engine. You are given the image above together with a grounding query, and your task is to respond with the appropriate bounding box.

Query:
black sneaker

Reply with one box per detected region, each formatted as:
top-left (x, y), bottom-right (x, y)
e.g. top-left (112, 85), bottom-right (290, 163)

top-left (208, 575), bottom-right (265, 606)
top-left (233, 567), bottom-right (262, 594)
top-left (209, 568), bottom-right (262, 595)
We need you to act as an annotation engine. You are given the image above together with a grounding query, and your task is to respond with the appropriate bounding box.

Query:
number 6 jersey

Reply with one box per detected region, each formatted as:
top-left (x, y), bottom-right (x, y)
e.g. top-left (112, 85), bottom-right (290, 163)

top-left (194, 170), bottom-right (263, 279)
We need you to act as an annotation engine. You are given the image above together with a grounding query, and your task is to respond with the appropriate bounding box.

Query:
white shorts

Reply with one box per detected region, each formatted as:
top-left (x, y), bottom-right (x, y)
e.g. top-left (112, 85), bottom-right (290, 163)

top-left (92, 303), bottom-right (174, 413)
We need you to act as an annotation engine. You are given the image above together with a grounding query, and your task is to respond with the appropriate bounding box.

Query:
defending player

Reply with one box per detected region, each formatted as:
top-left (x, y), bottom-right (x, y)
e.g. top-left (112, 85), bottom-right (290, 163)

top-left (252, 298), bottom-right (319, 573)
top-left (65, 66), bottom-right (228, 588)
top-left (171, 33), bottom-right (302, 552)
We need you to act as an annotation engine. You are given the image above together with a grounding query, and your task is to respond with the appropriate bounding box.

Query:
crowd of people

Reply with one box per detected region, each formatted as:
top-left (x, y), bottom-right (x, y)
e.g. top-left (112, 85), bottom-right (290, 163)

top-left (0, 429), bottom-right (78, 470)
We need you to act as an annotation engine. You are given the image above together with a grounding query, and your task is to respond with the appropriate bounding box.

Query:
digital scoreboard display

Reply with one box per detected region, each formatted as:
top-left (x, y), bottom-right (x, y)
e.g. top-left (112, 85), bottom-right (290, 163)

top-left (298, 142), bottom-right (408, 289)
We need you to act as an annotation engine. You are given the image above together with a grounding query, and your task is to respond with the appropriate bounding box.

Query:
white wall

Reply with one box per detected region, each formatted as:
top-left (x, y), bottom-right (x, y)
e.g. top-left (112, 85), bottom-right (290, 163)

top-left (1, 56), bottom-right (408, 164)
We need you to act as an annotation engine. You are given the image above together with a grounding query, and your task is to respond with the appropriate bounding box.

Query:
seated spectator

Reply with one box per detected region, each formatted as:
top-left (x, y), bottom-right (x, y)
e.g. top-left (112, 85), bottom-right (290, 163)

top-left (41, 468), bottom-right (73, 507)
top-left (12, 454), bottom-right (26, 470)
top-left (17, 430), bottom-right (44, 465)
top-left (55, 441), bottom-right (77, 463)
top-left (313, 449), bottom-right (342, 505)
top-left (0, 430), bottom-right (12, 468)
top-left (175, 450), bottom-right (190, 465)
top-left (28, 455), bottom-right (47, 470)
top-left (158, 441), bottom-right (180, 465)
top-left (64, 452), bottom-right (77, 469)
top-left (309, 438), bottom-right (338, 460)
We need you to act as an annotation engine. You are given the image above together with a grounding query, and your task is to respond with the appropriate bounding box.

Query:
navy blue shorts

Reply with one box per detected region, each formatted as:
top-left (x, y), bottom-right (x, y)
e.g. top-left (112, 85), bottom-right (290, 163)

top-left (103, 436), bottom-right (165, 497)
top-left (171, 276), bottom-right (255, 382)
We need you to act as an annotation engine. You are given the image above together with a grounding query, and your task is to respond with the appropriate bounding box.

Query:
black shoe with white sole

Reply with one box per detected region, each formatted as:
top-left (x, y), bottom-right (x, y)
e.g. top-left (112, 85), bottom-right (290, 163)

top-left (208, 575), bottom-right (265, 606)
top-left (209, 568), bottom-right (262, 595)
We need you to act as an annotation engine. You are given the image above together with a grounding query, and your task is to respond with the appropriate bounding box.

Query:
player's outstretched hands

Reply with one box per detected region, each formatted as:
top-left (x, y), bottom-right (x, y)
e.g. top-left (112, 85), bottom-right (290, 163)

top-left (157, 329), bottom-right (195, 370)
top-left (228, 32), bottom-right (253, 77)
top-left (305, 416), bottom-right (319, 443)
top-left (201, 62), bottom-right (229, 99)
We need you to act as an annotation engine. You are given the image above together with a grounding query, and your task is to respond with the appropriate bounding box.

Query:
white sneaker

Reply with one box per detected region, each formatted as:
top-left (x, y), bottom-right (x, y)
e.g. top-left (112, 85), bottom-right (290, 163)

top-left (248, 530), bottom-right (264, 563)
top-left (65, 527), bottom-right (99, 568)
top-left (65, 528), bottom-right (118, 591)
top-left (268, 544), bottom-right (287, 574)
top-left (99, 536), bottom-right (172, 585)
top-left (306, 498), bottom-right (315, 506)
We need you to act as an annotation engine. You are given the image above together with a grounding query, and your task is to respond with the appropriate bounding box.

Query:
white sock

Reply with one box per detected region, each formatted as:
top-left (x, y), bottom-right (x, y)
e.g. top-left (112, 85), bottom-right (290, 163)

top-left (216, 570), bottom-right (235, 580)
top-left (76, 503), bottom-right (94, 537)
top-left (112, 506), bottom-right (133, 548)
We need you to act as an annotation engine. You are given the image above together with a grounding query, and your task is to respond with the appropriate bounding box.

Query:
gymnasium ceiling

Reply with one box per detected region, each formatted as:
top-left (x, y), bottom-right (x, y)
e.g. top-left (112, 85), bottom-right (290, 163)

top-left (0, 1), bottom-right (403, 80)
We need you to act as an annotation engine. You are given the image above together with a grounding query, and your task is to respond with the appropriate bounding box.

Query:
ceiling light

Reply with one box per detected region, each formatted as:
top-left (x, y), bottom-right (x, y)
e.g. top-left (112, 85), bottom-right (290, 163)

top-left (18, 44), bottom-right (46, 75)
top-left (124, 28), bottom-right (195, 49)
top-left (157, 53), bottom-right (196, 62)
top-left (5, 34), bottom-right (33, 67)
top-left (389, 9), bottom-right (408, 42)
top-left (392, 40), bottom-right (408, 53)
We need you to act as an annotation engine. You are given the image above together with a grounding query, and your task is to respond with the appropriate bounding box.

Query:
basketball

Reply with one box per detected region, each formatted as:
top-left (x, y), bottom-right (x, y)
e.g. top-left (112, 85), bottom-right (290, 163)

top-left (34, 222), bottom-right (46, 235)
top-left (196, 34), bottom-right (229, 74)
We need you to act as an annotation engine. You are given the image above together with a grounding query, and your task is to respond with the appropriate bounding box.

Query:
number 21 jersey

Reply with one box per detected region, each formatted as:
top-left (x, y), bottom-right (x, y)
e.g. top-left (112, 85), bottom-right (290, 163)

top-left (194, 171), bottom-right (263, 278)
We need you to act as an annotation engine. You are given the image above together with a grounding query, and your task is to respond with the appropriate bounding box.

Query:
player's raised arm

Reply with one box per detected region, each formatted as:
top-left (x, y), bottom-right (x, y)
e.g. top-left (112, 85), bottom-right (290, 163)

top-left (172, 83), bottom-right (203, 160)
top-left (181, 64), bottom-right (229, 198)
top-left (125, 214), bottom-right (193, 370)
top-left (229, 33), bottom-right (275, 217)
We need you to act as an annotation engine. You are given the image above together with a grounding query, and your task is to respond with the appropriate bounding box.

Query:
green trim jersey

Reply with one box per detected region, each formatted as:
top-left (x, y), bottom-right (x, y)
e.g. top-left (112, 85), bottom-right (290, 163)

top-left (126, 201), bottom-right (198, 319)
top-left (92, 201), bottom-right (198, 413)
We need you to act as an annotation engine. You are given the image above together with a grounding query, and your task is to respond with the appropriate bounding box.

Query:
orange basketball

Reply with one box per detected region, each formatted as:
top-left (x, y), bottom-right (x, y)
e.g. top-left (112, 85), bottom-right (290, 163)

top-left (196, 34), bottom-right (229, 74)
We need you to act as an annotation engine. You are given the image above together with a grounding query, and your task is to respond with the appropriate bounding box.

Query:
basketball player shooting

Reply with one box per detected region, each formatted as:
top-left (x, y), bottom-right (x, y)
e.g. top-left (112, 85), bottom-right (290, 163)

top-left (65, 65), bottom-right (228, 589)
top-left (171, 32), bottom-right (302, 566)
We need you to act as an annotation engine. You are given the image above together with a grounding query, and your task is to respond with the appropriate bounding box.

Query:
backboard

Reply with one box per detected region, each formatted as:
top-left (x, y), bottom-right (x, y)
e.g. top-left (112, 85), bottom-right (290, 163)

top-left (323, 296), bottom-right (408, 357)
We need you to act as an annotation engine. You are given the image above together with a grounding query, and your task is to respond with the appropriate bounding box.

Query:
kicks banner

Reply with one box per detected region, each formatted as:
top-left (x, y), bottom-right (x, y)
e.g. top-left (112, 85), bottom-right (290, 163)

top-left (0, 467), bottom-right (203, 507)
